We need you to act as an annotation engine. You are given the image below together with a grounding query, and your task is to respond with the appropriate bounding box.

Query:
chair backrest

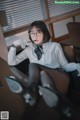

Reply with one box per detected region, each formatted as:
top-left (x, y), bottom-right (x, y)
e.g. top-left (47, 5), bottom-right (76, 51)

top-left (67, 22), bottom-right (80, 40)
top-left (61, 44), bottom-right (76, 62)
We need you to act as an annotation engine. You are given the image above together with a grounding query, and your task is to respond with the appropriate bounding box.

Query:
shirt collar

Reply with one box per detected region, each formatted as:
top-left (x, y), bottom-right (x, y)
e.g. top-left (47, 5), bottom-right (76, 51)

top-left (32, 41), bottom-right (51, 50)
top-left (43, 41), bottom-right (50, 48)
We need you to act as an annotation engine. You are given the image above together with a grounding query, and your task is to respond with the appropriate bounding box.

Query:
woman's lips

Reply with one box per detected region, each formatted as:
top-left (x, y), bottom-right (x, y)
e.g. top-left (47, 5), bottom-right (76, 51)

top-left (34, 40), bottom-right (38, 42)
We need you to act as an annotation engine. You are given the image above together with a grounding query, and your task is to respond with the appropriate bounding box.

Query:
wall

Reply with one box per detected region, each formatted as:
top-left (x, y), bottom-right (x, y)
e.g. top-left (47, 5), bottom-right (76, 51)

top-left (53, 15), bottom-right (80, 38)
top-left (0, 25), bottom-right (8, 61)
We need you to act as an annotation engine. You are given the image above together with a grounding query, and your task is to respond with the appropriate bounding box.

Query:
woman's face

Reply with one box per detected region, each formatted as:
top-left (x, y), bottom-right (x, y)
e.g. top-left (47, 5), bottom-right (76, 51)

top-left (30, 26), bottom-right (44, 45)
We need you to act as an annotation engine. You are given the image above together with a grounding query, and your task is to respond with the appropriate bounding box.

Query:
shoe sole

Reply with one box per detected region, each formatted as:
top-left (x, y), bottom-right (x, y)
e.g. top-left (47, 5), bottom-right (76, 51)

top-left (38, 86), bottom-right (59, 108)
top-left (5, 77), bottom-right (23, 93)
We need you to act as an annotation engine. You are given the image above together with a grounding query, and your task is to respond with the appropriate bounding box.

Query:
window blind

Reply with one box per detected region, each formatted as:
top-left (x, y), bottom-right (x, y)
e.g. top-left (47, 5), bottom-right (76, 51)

top-left (47, 0), bottom-right (80, 17)
top-left (0, 0), bottom-right (46, 31)
top-left (0, 0), bottom-right (79, 32)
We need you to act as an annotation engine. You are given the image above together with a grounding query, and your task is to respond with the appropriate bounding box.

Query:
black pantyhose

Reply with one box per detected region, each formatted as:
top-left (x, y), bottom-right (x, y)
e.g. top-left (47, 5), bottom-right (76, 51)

top-left (28, 63), bottom-right (69, 94)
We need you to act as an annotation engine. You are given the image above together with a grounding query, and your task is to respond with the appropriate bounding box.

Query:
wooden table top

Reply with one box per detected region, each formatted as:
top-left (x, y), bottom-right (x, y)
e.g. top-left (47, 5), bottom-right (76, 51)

top-left (0, 57), bottom-right (26, 120)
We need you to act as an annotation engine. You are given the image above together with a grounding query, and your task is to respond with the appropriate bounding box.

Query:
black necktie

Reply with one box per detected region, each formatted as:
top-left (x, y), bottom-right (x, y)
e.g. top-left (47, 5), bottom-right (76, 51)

top-left (34, 45), bottom-right (43, 60)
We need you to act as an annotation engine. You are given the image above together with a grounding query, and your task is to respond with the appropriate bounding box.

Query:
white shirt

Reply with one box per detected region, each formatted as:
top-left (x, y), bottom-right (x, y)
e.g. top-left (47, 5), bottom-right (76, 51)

top-left (8, 41), bottom-right (80, 75)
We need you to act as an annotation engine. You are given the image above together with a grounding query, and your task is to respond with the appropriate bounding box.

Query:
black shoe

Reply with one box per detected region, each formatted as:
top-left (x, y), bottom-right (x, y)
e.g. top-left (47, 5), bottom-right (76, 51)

top-left (58, 96), bottom-right (76, 119)
top-left (60, 103), bottom-right (72, 118)
top-left (60, 106), bottom-right (76, 120)
top-left (22, 92), bottom-right (36, 106)
top-left (23, 87), bottom-right (38, 106)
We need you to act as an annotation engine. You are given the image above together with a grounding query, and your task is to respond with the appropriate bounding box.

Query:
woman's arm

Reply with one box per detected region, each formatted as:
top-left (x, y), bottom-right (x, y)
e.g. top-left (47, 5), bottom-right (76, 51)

top-left (56, 43), bottom-right (80, 76)
top-left (8, 46), bottom-right (16, 65)
top-left (8, 39), bottom-right (29, 66)
top-left (63, 63), bottom-right (80, 76)
top-left (8, 46), bottom-right (28, 66)
top-left (57, 43), bottom-right (68, 68)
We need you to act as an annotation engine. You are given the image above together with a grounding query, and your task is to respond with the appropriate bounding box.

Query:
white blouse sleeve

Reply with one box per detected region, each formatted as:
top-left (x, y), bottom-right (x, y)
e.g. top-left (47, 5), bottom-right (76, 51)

top-left (57, 43), bottom-right (68, 68)
top-left (56, 43), bottom-right (80, 76)
top-left (63, 63), bottom-right (80, 76)
top-left (8, 47), bottom-right (29, 66)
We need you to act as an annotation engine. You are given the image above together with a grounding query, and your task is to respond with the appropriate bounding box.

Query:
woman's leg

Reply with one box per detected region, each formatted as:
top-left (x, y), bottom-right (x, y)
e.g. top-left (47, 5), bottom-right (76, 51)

top-left (10, 67), bottom-right (29, 88)
top-left (39, 70), bottom-right (59, 107)
top-left (40, 70), bottom-right (57, 90)
top-left (40, 68), bottom-right (70, 95)
top-left (39, 70), bottom-right (74, 118)
top-left (25, 63), bottom-right (75, 118)
top-left (28, 63), bottom-right (70, 94)
top-left (28, 63), bottom-right (40, 89)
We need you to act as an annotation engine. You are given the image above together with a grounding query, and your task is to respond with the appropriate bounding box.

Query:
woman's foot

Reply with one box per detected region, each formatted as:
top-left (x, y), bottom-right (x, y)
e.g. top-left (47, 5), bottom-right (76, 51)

top-left (5, 76), bottom-right (38, 106)
top-left (38, 85), bottom-right (59, 107)
top-left (23, 90), bottom-right (37, 106)
top-left (38, 85), bottom-right (75, 119)
top-left (5, 76), bottom-right (23, 93)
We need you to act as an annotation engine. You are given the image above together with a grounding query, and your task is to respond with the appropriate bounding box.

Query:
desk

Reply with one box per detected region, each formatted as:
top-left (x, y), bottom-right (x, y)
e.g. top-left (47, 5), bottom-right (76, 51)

top-left (0, 58), bottom-right (26, 120)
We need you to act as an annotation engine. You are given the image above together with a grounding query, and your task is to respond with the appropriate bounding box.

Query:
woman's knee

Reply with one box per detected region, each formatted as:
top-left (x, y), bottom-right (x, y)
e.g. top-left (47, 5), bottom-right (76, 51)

top-left (40, 70), bottom-right (56, 90)
top-left (40, 70), bottom-right (46, 76)
top-left (40, 70), bottom-right (51, 80)
top-left (40, 70), bottom-right (69, 95)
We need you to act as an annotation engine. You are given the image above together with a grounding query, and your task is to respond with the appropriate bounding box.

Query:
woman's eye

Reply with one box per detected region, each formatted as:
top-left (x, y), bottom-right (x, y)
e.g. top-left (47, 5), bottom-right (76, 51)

top-left (37, 30), bottom-right (42, 34)
top-left (37, 30), bottom-right (41, 33)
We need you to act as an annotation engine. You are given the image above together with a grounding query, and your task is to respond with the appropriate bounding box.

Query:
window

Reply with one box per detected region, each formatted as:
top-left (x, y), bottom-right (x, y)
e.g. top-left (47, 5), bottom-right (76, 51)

top-left (0, 0), bottom-right (47, 31)
top-left (47, 0), bottom-right (80, 17)
top-left (0, 0), bottom-right (80, 32)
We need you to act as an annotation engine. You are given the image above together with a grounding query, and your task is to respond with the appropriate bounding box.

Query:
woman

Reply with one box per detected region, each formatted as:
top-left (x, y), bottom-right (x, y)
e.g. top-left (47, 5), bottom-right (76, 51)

top-left (8, 21), bottom-right (80, 110)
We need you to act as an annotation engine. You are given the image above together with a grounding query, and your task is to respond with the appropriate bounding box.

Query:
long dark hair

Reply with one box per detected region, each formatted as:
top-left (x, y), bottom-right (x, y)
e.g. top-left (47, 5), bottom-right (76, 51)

top-left (28, 21), bottom-right (50, 43)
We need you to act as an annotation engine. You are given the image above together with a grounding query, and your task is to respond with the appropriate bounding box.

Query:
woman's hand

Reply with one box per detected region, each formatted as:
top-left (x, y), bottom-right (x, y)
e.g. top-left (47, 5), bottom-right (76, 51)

top-left (64, 63), bottom-right (80, 76)
top-left (13, 39), bottom-right (28, 49)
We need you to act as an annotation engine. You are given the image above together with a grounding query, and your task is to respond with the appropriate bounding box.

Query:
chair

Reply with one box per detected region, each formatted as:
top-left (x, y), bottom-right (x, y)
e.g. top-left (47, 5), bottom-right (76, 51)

top-left (67, 22), bottom-right (80, 63)
top-left (60, 22), bottom-right (80, 106)
top-left (60, 22), bottom-right (80, 63)
top-left (67, 22), bottom-right (80, 42)
top-left (61, 44), bottom-right (76, 62)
